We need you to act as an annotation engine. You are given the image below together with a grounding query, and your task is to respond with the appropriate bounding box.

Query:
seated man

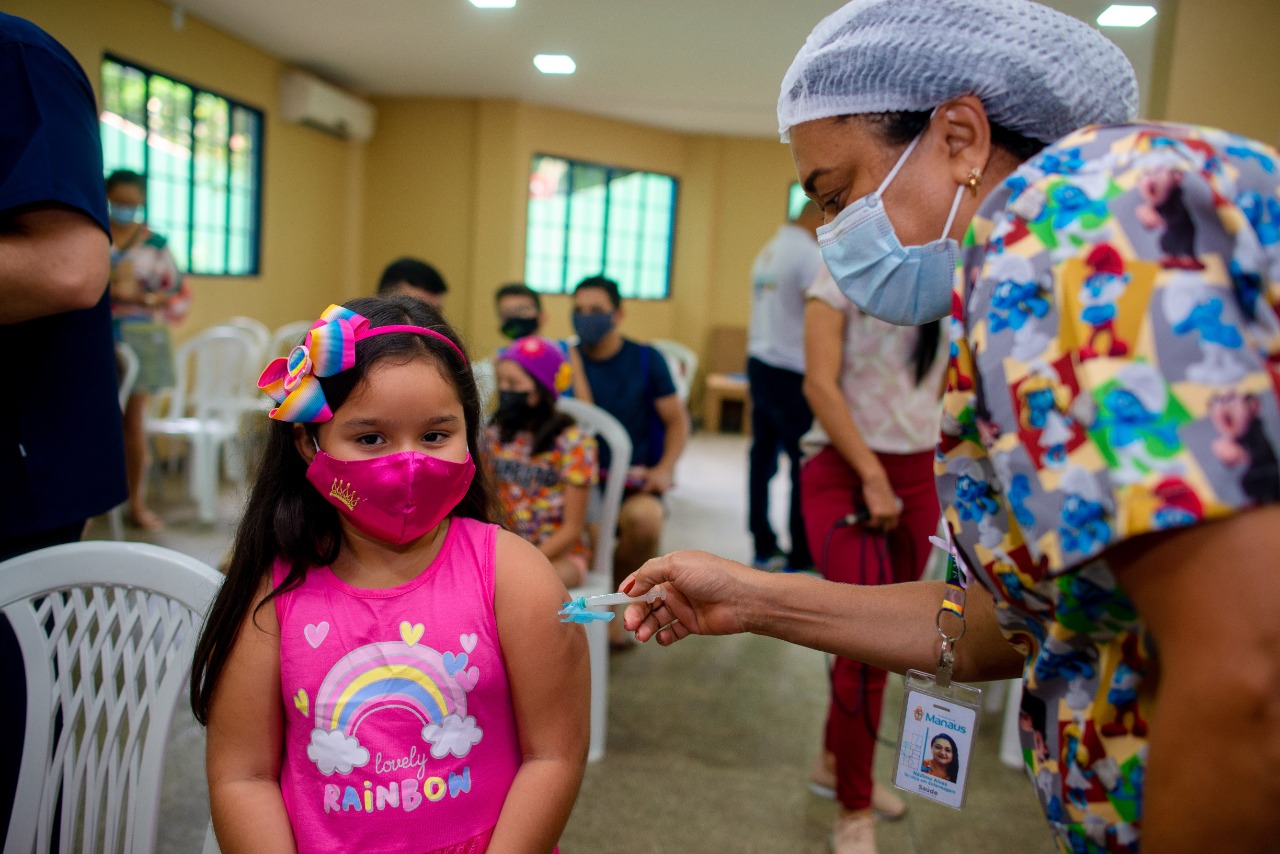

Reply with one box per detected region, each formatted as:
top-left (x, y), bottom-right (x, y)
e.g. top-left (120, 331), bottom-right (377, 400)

top-left (495, 282), bottom-right (591, 400)
top-left (376, 256), bottom-right (448, 309)
top-left (572, 275), bottom-right (688, 640)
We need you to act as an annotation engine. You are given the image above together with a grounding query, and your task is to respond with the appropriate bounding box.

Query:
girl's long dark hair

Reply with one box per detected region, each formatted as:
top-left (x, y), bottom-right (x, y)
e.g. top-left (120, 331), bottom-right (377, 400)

top-left (190, 295), bottom-right (495, 724)
top-left (490, 372), bottom-right (575, 457)
top-left (852, 110), bottom-right (1048, 386)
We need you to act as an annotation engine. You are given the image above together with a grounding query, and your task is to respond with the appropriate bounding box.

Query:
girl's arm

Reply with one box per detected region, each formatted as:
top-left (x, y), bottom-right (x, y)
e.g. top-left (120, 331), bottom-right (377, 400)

top-left (535, 482), bottom-right (589, 562)
top-left (802, 298), bottom-right (900, 529)
top-left (490, 530), bottom-right (590, 852)
top-left (205, 578), bottom-right (297, 854)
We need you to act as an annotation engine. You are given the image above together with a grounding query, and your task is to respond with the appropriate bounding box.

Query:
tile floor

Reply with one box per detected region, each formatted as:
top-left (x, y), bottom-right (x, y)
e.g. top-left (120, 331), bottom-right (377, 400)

top-left (89, 432), bottom-right (1057, 853)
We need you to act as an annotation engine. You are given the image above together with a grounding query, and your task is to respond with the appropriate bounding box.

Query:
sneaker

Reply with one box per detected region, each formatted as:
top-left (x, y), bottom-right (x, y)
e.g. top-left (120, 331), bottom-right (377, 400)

top-left (751, 552), bottom-right (787, 572)
top-left (830, 810), bottom-right (877, 854)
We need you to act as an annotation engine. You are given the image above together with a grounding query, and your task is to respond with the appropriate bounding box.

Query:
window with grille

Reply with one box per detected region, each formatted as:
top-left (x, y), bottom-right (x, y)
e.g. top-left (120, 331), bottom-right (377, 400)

top-left (525, 154), bottom-right (677, 300)
top-left (99, 55), bottom-right (263, 276)
top-left (788, 181), bottom-right (809, 219)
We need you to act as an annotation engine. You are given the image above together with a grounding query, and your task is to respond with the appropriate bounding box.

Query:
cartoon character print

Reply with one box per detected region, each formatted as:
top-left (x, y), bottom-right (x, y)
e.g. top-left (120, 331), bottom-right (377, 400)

top-left (1135, 157), bottom-right (1205, 271)
top-left (1148, 477), bottom-right (1204, 530)
top-left (303, 623), bottom-right (484, 778)
top-left (1026, 175), bottom-right (1119, 264)
top-left (1056, 467), bottom-right (1112, 557)
top-left (1014, 359), bottom-right (1085, 470)
top-left (1100, 635), bottom-right (1149, 738)
top-left (1054, 564), bottom-right (1137, 639)
top-left (948, 456), bottom-right (1009, 550)
top-left (950, 457), bottom-right (1000, 523)
top-left (946, 289), bottom-right (974, 392)
top-left (1209, 391), bottom-right (1280, 503)
top-left (938, 123), bottom-right (1280, 854)
top-left (1161, 272), bottom-right (1250, 385)
top-left (1239, 190), bottom-right (1280, 249)
top-left (1078, 244), bottom-right (1130, 359)
top-left (1088, 362), bottom-right (1189, 485)
top-left (986, 253), bottom-right (1053, 362)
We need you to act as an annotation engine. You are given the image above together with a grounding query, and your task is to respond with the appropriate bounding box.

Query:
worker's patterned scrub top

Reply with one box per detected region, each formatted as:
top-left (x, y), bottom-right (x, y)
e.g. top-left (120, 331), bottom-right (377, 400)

top-left (937, 121), bottom-right (1280, 853)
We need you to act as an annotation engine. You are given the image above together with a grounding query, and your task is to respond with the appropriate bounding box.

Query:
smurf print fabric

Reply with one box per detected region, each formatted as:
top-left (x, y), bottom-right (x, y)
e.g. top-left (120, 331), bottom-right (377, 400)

top-left (937, 122), bottom-right (1280, 853)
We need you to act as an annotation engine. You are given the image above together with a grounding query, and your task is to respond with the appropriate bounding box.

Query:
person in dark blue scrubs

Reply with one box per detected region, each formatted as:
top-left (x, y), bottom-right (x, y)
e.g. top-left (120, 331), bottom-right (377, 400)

top-left (0, 11), bottom-right (127, 839)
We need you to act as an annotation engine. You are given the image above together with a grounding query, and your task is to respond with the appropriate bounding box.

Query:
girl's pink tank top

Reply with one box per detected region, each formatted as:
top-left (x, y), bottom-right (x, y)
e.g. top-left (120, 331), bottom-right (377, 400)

top-left (272, 517), bottom-right (521, 853)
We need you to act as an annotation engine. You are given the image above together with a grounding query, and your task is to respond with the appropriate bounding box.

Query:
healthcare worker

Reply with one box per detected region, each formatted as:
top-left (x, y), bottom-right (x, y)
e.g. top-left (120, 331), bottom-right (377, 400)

top-left (622, 2), bottom-right (1280, 853)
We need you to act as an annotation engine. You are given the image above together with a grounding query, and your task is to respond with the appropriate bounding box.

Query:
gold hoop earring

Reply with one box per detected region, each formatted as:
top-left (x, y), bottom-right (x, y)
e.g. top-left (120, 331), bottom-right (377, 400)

top-left (966, 168), bottom-right (983, 197)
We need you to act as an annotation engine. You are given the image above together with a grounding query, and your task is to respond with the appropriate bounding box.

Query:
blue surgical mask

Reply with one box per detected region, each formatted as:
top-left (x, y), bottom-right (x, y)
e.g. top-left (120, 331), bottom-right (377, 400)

top-left (109, 203), bottom-right (143, 224)
top-left (816, 128), bottom-right (965, 326)
top-left (573, 312), bottom-right (614, 347)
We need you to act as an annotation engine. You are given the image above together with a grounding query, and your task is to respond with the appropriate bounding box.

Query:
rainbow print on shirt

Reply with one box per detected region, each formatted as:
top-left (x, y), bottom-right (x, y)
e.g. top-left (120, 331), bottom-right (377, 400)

top-left (306, 634), bottom-right (482, 776)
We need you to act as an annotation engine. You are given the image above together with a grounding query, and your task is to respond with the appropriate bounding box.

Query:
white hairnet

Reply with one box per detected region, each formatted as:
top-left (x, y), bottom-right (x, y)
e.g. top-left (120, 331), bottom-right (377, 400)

top-left (778, 0), bottom-right (1139, 143)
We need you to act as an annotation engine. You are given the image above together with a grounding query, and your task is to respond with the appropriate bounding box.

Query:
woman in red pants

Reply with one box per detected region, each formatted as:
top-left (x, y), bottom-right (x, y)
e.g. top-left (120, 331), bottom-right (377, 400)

top-left (800, 266), bottom-right (946, 854)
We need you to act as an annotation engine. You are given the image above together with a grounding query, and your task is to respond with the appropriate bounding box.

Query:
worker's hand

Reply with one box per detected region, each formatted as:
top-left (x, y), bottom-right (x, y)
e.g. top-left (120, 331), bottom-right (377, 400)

top-left (621, 550), bottom-right (756, 645)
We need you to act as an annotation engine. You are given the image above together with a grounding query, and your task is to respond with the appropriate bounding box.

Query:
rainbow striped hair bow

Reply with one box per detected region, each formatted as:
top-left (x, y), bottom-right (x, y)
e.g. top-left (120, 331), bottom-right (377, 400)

top-left (257, 303), bottom-right (467, 422)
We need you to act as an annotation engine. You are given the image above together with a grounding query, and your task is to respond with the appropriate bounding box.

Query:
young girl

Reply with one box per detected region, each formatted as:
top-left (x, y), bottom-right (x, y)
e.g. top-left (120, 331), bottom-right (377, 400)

top-left (190, 296), bottom-right (589, 854)
top-left (485, 336), bottom-right (598, 589)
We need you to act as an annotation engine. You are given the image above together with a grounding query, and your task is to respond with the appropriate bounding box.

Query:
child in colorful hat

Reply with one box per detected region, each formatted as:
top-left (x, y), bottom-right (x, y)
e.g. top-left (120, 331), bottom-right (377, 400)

top-left (485, 336), bottom-right (598, 588)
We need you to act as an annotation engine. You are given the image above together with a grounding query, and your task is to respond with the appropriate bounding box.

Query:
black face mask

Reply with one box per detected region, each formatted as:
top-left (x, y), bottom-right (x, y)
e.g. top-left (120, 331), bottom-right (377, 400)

top-left (499, 316), bottom-right (539, 341)
top-left (495, 390), bottom-right (536, 425)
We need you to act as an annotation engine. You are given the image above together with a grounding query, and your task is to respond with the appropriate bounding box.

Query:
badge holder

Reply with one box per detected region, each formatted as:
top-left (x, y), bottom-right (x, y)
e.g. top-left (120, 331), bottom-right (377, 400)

top-left (892, 541), bottom-right (983, 810)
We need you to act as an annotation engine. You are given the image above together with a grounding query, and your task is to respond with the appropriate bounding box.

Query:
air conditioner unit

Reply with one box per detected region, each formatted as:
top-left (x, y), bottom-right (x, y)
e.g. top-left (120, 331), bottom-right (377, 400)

top-left (279, 70), bottom-right (376, 142)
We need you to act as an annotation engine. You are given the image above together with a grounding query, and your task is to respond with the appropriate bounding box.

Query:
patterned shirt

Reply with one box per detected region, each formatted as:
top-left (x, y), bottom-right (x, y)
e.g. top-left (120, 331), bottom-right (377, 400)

top-left (110, 230), bottom-right (182, 322)
top-left (483, 424), bottom-right (598, 561)
top-left (939, 122), bottom-right (1280, 853)
top-left (802, 267), bottom-right (946, 456)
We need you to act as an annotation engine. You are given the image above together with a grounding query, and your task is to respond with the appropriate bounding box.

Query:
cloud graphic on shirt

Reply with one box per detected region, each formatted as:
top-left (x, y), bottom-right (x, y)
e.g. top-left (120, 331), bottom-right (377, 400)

top-left (422, 714), bottom-right (483, 759)
top-left (307, 728), bottom-right (370, 775)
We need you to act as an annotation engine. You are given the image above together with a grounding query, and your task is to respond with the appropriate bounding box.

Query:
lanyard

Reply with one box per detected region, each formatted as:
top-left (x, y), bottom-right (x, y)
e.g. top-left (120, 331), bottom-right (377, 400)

top-left (933, 542), bottom-right (968, 689)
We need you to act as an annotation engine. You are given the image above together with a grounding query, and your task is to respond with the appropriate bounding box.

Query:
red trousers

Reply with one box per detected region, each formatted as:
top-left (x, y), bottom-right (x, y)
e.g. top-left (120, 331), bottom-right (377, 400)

top-left (800, 445), bottom-right (938, 811)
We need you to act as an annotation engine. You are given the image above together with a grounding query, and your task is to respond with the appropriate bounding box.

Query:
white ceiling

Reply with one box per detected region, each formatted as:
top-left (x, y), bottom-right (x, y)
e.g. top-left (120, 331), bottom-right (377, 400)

top-left (170, 0), bottom-right (1160, 138)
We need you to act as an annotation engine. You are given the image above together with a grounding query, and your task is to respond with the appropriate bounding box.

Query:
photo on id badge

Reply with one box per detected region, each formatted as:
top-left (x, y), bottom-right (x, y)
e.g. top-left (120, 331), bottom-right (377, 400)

top-left (894, 688), bottom-right (977, 809)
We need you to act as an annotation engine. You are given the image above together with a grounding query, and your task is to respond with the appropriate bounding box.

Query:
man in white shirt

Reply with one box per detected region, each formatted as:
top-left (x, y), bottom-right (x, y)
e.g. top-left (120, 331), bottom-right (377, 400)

top-left (747, 201), bottom-right (823, 571)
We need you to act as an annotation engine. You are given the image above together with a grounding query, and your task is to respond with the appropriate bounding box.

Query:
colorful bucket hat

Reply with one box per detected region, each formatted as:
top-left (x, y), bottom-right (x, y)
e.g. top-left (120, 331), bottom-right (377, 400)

top-left (497, 336), bottom-right (572, 400)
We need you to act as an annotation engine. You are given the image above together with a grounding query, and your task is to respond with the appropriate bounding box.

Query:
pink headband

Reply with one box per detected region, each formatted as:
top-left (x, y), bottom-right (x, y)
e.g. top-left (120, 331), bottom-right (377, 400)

top-left (258, 303), bottom-right (467, 422)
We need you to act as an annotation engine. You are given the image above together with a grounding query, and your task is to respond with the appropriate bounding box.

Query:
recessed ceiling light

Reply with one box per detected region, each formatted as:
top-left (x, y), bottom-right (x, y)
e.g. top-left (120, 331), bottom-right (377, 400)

top-left (534, 54), bottom-right (576, 75)
top-left (469, 0), bottom-right (515, 8)
top-left (1097, 4), bottom-right (1157, 27)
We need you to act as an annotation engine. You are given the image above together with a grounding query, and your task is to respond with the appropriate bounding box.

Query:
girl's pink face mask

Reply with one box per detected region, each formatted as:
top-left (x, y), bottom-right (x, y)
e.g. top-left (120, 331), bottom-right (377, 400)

top-left (305, 447), bottom-right (475, 545)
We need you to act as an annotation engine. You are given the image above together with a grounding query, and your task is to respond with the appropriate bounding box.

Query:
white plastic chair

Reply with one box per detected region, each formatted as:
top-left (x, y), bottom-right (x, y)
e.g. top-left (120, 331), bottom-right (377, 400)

top-left (651, 338), bottom-right (699, 405)
top-left (472, 356), bottom-right (497, 415)
top-left (267, 320), bottom-right (313, 362)
top-left (555, 397), bottom-right (632, 762)
top-left (145, 326), bottom-right (258, 524)
top-left (107, 343), bottom-right (141, 541)
top-left (221, 316), bottom-right (269, 367)
top-left (115, 341), bottom-right (140, 412)
top-left (0, 541), bottom-right (223, 854)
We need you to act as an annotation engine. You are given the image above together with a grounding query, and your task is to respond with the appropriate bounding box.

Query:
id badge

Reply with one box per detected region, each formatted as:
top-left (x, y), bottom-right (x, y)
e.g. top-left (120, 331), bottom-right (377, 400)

top-left (893, 669), bottom-right (982, 810)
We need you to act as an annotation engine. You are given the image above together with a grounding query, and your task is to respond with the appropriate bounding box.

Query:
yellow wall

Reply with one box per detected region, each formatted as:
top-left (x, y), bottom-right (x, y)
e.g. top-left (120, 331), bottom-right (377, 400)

top-left (9, 0), bottom-right (360, 337)
top-left (1152, 0), bottom-right (1280, 143)
top-left (361, 96), bottom-right (797, 384)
